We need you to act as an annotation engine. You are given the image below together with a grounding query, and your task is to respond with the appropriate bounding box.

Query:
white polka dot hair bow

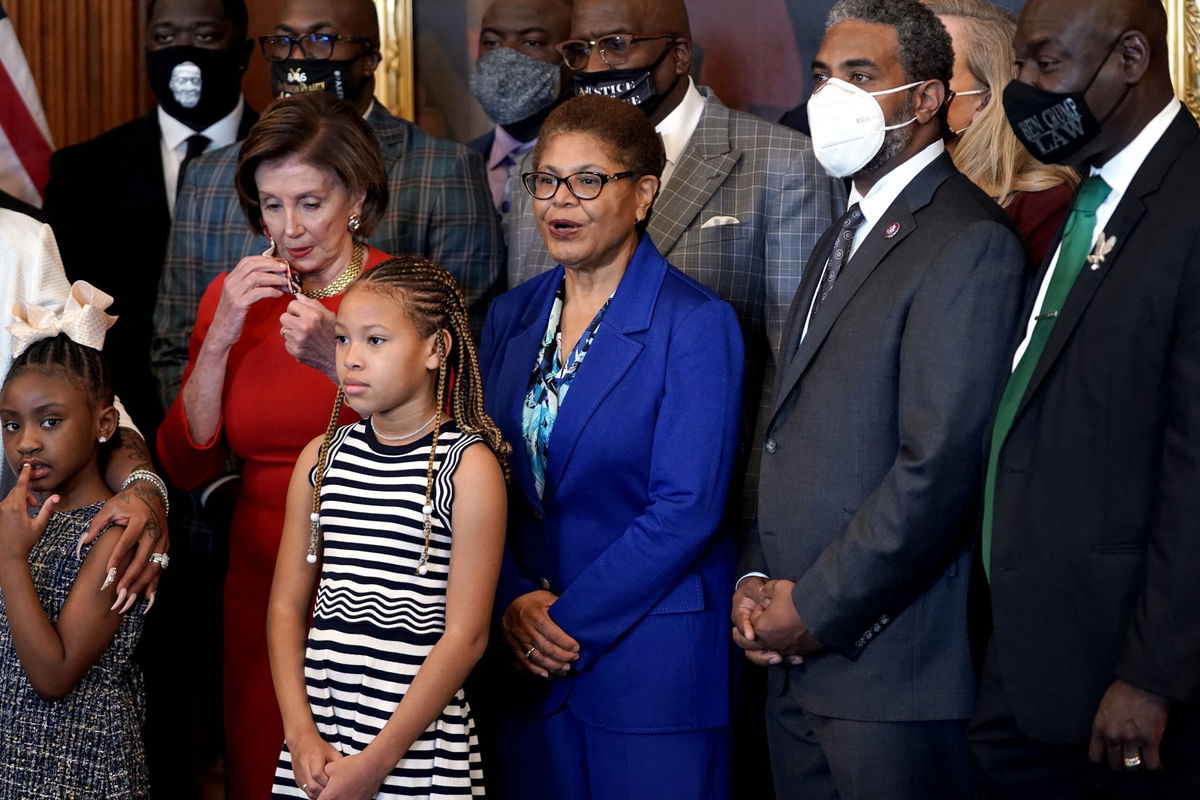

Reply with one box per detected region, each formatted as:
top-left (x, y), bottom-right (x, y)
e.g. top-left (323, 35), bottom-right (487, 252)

top-left (7, 280), bottom-right (118, 358)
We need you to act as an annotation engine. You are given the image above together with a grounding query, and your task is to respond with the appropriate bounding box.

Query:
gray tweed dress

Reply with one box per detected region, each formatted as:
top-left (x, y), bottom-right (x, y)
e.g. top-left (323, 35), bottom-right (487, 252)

top-left (0, 502), bottom-right (148, 799)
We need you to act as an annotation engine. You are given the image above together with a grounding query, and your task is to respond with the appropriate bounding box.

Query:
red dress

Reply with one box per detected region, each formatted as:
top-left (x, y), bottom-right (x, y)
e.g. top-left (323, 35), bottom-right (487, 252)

top-left (157, 247), bottom-right (390, 800)
top-left (1005, 182), bottom-right (1075, 268)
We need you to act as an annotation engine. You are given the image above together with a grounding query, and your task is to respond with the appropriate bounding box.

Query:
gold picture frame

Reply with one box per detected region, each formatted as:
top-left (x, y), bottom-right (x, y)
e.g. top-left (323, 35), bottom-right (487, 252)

top-left (1166, 0), bottom-right (1200, 120)
top-left (375, 0), bottom-right (416, 121)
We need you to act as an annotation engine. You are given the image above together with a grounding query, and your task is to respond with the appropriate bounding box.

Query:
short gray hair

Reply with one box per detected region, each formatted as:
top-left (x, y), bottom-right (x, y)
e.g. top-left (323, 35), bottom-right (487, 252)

top-left (827, 0), bottom-right (954, 87)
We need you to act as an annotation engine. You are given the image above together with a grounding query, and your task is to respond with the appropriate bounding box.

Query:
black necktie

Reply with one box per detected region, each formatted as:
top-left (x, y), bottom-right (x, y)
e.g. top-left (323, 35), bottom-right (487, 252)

top-left (177, 134), bottom-right (211, 198)
top-left (811, 202), bottom-right (865, 320)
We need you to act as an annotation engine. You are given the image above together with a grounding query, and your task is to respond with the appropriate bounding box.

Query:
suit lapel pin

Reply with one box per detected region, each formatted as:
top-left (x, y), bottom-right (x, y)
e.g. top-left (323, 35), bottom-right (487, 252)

top-left (883, 222), bottom-right (901, 239)
top-left (1087, 234), bottom-right (1116, 270)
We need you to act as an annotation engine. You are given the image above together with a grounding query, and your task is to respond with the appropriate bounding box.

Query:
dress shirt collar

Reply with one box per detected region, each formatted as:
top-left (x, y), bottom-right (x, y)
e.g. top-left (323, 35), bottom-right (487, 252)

top-left (158, 95), bottom-right (246, 154)
top-left (847, 138), bottom-right (945, 234)
top-left (655, 77), bottom-right (705, 168)
top-left (1090, 97), bottom-right (1180, 200)
top-left (488, 124), bottom-right (537, 171)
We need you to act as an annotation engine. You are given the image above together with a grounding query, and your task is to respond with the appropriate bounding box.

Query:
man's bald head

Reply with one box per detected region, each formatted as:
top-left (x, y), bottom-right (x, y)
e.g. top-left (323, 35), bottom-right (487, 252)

top-left (1014, 0), bottom-right (1175, 168)
top-left (572, 0), bottom-right (692, 41)
top-left (275, 0), bottom-right (382, 111)
top-left (569, 0), bottom-right (694, 124)
top-left (279, 0), bottom-right (380, 46)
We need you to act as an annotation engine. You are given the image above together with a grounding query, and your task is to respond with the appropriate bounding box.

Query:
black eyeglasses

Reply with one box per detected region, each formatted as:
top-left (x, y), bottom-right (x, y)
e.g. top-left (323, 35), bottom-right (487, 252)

top-left (259, 33), bottom-right (375, 62)
top-left (555, 33), bottom-right (678, 71)
top-left (522, 171), bottom-right (638, 200)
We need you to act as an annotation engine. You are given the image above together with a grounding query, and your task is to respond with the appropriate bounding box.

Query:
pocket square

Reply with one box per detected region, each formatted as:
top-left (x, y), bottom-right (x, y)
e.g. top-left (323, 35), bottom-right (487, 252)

top-left (701, 215), bottom-right (741, 229)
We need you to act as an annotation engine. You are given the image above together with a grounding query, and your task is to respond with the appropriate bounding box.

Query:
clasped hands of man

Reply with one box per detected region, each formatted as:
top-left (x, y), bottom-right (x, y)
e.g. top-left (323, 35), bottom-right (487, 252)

top-left (731, 576), bottom-right (822, 667)
top-left (729, 577), bottom-right (1170, 773)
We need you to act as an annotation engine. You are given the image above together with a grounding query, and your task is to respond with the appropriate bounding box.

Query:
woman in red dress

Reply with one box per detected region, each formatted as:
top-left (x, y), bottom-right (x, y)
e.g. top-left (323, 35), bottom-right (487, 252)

top-left (157, 92), bottom-right (391, 800)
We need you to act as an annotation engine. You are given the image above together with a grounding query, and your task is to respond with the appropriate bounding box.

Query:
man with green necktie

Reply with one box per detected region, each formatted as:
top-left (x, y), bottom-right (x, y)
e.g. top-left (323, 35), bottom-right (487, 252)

top-left (971, 0), bottom-right (1200, 796)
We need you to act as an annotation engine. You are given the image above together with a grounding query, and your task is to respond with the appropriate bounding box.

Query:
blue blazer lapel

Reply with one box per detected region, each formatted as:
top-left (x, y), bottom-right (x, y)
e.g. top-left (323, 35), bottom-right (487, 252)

top-left (544, 237), bottom-right (663, 491)
top-left (495, 270), bottom-right (564, 511)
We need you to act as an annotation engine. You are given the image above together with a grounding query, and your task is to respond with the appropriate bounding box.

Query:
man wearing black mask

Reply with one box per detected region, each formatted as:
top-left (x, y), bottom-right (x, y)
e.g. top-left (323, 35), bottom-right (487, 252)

top-left (973, 0), bottom-right (1200, 795)
top-left (43, 0), bottom-right (255, 443)
top-left (468, 0), bottom-right (572, 218)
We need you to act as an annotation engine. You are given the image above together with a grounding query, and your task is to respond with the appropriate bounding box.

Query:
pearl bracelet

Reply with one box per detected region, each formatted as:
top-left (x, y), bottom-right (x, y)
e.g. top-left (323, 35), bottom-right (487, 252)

top-left (120, 469), bottom-right (170, 515)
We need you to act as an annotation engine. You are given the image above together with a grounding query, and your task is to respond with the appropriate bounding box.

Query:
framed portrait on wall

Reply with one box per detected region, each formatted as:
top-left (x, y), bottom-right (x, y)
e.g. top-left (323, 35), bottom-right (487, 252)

top-left (1166, 0), bottom-right (1200, 119)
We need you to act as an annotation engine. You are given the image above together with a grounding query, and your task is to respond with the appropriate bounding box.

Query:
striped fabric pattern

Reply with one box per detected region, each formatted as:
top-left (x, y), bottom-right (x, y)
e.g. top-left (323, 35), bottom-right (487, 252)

top-left (0, 2), bottom-right (53, 206)
top-left (272, 420), bottom-right (485, 799)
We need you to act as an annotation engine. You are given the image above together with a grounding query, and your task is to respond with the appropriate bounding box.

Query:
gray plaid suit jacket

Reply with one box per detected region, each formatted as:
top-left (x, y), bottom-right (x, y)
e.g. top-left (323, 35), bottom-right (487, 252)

top-left (508, 88), bottom-right (844, 515)
top-left (151, 101), bottom-right (504, 407)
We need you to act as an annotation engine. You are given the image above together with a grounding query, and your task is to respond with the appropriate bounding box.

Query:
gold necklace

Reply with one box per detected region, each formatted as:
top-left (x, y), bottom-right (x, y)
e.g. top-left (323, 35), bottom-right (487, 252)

top-left (301, 242), bottom-right (365, 299)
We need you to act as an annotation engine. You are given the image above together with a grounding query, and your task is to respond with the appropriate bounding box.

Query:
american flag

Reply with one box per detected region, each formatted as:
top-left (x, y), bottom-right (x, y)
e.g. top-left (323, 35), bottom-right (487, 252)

top-left (0, 1), bottom-right (52, 206)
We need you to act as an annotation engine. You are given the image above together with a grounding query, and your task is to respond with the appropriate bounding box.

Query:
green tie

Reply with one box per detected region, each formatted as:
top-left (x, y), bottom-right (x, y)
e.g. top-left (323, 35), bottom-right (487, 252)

top-left (981, 175), bottom-right (1112, 579)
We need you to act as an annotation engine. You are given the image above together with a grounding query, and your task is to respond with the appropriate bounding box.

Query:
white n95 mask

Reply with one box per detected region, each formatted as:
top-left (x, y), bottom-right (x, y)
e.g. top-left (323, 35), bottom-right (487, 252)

top-left (808, 77), bottom-right (921, 178)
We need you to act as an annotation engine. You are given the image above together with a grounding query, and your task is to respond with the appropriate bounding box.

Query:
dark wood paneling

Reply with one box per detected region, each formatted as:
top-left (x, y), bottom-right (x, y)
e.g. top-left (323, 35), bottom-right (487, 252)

top-left (6, 0), bottom-right (149, 148)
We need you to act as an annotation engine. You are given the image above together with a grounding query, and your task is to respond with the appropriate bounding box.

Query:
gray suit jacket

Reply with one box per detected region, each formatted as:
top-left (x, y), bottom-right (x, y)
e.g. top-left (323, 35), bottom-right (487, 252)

top-left (746, 153), bottom-right (1027, 722)
top-left (509, 88), bottom-right (844, 512)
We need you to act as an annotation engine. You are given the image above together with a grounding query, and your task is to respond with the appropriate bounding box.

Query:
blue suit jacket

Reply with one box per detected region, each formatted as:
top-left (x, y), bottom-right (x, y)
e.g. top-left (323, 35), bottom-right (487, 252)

top-left (480, 236), bottom-right (744, 732)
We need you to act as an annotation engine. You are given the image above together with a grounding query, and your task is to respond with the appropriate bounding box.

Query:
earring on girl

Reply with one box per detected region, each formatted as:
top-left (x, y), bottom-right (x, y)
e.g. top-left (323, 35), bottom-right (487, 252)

top-left (98, 436), bottom-right (107, 444)
top-left (347, 214), bottom-right (362, 233)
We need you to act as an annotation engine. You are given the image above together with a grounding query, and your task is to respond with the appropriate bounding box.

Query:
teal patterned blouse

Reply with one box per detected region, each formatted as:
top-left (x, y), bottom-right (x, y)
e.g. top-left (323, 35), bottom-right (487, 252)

top-left (522, 280), bottom-right (613, 499)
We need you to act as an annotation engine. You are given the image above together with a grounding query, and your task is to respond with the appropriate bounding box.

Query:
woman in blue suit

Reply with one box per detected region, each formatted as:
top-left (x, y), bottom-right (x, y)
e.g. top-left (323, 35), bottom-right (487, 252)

top-left (479, 95), bottom-right (744, 799)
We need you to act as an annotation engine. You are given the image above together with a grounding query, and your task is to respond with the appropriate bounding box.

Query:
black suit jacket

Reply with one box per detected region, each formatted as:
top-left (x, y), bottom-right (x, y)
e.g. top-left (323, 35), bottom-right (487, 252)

top-left (745, 152), bottom-right (1028, 722)
top-left (989, 107), bottom-right (1200, 742)
top-left (43, 108), bottom-right (257, 439)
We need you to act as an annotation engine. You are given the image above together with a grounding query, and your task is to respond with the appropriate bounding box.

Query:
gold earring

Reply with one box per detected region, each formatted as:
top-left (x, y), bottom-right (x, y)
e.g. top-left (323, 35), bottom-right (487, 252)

top-left (347, 214), bottom-right (362, 233)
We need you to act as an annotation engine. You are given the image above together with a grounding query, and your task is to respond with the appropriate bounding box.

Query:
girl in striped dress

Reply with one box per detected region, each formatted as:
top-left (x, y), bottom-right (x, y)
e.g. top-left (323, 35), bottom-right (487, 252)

top-left (268, 257), bottom-right (508, 800)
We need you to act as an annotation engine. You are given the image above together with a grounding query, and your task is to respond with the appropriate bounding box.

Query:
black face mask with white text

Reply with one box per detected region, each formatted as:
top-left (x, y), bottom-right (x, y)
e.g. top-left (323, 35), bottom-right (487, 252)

top-left (1002, 36), bottom-right (1131, 165)
top-left (270, 55), bottom-right (368, 101)
top-left (571, 41), bottom-right (678, 118)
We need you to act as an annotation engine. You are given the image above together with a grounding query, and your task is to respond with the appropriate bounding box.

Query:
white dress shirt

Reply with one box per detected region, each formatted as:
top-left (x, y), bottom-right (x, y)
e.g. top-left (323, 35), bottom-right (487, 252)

top-left (799, 139), bottom-right (945, 341)
top-left (158, 95), bottom-right (246, 216)
top-left (1009, 98), bottom-right (1181, 369)
top-left (655, 77), bottom-right (706, 190)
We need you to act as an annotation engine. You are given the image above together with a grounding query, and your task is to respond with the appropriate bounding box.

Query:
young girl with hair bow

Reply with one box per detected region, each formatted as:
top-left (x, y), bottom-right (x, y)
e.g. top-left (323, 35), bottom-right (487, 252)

top-left (0, 282), bottom-right (149, 798)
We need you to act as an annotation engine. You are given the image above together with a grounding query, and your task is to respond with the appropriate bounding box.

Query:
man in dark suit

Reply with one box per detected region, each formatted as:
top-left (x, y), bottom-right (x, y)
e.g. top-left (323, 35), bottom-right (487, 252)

top-left (467, 0), bottom-right (571, 219)
top-left (971, 0), bottom-right (1200, 796)
top-left (734, 0), bottom-right (1027, 796)
top-left (43, 0), bottom-right (255, 442)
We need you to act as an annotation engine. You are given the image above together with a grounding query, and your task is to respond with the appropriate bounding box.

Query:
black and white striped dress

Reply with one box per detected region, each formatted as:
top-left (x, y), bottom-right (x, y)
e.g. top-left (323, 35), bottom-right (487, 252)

top-left (272, 420), bottom-right (486, 798)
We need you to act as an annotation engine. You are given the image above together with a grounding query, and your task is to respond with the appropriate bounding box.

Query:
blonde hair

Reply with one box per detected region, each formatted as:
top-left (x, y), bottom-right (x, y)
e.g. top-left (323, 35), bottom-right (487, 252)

top-left (923, 0), bottom-right (1079, 206)
top-left (307, 257), bottom-right (509, 568)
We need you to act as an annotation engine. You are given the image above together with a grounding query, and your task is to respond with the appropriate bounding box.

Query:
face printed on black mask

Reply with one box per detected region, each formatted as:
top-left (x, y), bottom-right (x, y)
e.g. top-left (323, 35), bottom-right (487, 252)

top-left (147, 45), bottom-right (246, 130)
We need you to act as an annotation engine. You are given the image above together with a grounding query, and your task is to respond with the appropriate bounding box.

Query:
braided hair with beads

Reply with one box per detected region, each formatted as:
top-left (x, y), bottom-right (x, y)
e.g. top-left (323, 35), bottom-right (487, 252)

top-left (305, 256), bottom-right (510, 568)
